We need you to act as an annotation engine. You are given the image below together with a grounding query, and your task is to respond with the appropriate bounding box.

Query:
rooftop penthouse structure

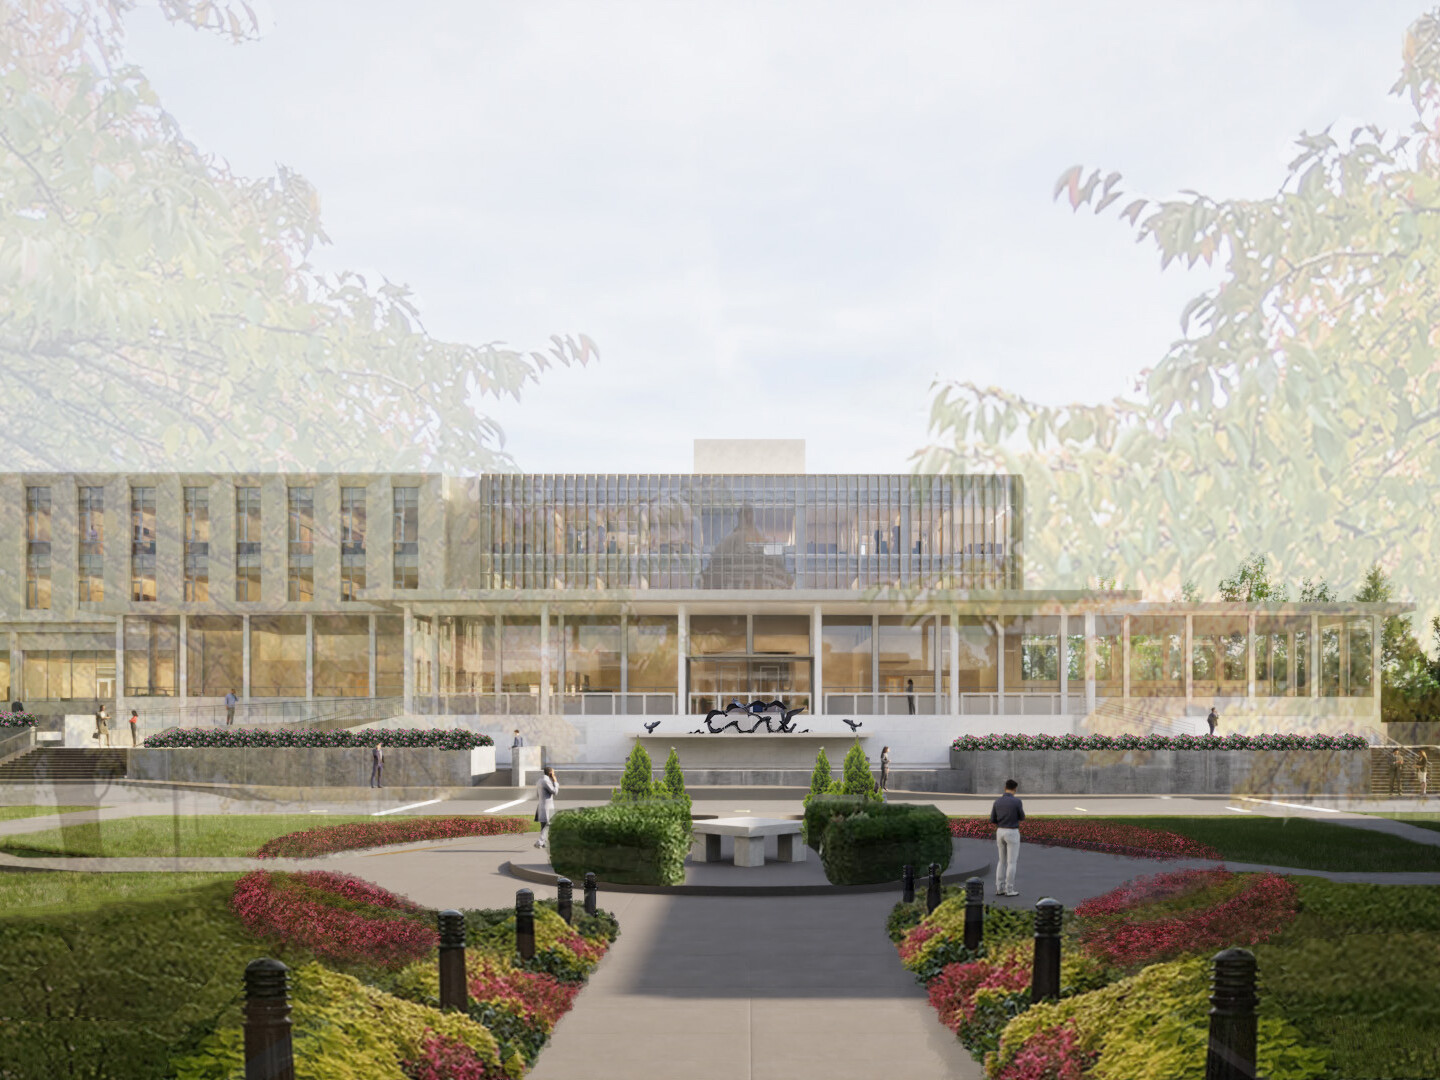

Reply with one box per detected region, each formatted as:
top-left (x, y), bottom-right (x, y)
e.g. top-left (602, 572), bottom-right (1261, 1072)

top-left (0, 441), bottom-right (1407, 764)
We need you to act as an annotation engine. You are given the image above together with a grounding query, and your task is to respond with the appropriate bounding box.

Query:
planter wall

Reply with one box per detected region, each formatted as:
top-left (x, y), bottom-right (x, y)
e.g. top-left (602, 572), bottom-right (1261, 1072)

top-left (128, 746), bottom-right (496, 787)
top-left (946, 748), bottom-right (1368, 796)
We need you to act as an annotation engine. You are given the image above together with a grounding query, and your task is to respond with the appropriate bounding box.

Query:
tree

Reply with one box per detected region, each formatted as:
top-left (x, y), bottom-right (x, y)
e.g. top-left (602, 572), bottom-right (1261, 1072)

top-left (1217, 553), bottom-right (1287, 602)
top-left (1353, 563), bottom-right (1440, 727)
top-left (1180, 578), bottom-right (1201, 602)
top-left (808, 746), bottom-right (836, 798)
top-left (1298, 578), bottom-right (1335, 603)
top-left (840, 741), bottom-right (882, 801)
top-left (661, 746), bottom-right (689, 807)
top-left (921, 7), bottom-right (1440, 637)
top-left (613, 742), bottom-right (654, 802)
top-left (1, 1), bottom-right (594, 476)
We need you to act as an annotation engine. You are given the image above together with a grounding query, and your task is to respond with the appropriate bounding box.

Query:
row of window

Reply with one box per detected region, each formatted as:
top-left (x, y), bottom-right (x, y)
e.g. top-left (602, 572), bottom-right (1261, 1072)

top-left (21, 485), bottom-right (420, 608)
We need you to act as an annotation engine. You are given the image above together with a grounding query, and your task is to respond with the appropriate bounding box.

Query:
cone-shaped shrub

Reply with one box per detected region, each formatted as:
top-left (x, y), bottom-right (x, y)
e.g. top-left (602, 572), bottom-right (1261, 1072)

top-left (612, 742), bottom-right (655, 802)
top-left (809, 746), bottom-right (835, 796)
top-left (841, 740), bottom-right (882, 800)
top-left (661, 746), bottom-right (689, 807)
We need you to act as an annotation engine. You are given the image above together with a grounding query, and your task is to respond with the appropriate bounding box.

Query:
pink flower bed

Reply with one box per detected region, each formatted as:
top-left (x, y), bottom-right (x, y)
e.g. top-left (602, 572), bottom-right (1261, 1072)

top-left (926, 949), bottom-right (1031, 1035)
top-left (253, 815), bottom-right (529, 858)
top-left (995, 1021), bottom-right (1094, 1080)
top-left (949, 817), bottom-right (1222, 861)
top-left (1076, 867), bottom-right (1299, 966)
top-left (404, 1033), bottom-right (506, 1080)
top-left (231, 870), bottom-right (436, 967)
top-left (469, 961), bottom-right (583, 1029)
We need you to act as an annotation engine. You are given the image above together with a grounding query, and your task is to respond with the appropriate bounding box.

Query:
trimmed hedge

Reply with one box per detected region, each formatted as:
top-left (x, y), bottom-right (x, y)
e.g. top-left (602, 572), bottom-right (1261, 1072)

top-left (950, 732), bottom-right (1369, 751)
top-left (547, 800), bottom-right (691, 886)
top-left (816, 802), bottom-right (952, 886)
top-left (143, 727), bottom-right (493, 749)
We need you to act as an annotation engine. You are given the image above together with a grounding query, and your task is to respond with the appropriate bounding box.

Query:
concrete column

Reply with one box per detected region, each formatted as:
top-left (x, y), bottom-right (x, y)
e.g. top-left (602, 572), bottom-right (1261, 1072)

top-left (402, 605), bottom-right (414, 714)
top-left (1373, 614), bottom-right (1383, 721)
top-left (538, 604), bottom-right (550, 715)
top-left (305, 613), bottom-right (314, 700)
top-left (494, 613), bottom-right (502, 707)
top-left (114, 618), bottom-right (125, 714)
top-left (995, 615), bottom-right (1005, 716)
top-left (429, 614), bottom-right (441, 714)
top-left (7, 631), bottom-right (20, 704)
top-left (948, 615), bottom-right (960, 716)
top-left (368, 614), bottom-right (377, 697)
top-left (1247, 611), bottom-right (1257, 699)
top-left (1121, 614), bottom-right (1131, 700)
top-left (1310, 613), bottom-right (1320, 698)
top-left (241, 613), bottom-right (251, 701)
top-left (871, 613), bottom-right (880, 714)
top-left (178, 614), bottom-right (188, 702)
top-left (619, 611), bottom-right (629, 703)
top-left (1287, 630), bottom-right (1297, 697)
top-left (811, 604), bottom-right (823, 715)
top-left (1185, 614), bottom-right (1194, 704)
top-left (677, 605), bottom-right (688, 714)
top-left (1058, 612), bottom-right (1068, 712)
top-left (1339, 616), bottom-right (1349, 697)
top-left (1084, 612), bottom-right (1096, 715)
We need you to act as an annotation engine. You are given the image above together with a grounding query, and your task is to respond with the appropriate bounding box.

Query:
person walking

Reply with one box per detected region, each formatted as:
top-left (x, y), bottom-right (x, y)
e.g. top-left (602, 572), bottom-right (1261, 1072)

top-left (370, 743), bottom-right (384, 789)
top-left (1417, 750), bottom-right (1429, 800)
top-left (225, 689), bottom-right (237, 726)
top-left (1206, 707), bottom-right (1219, 736)
top-left (128, 708), bottom-right (139, 746)
top-left (1389, 747), bottom-right (1405, 797)
top-left (990, 779), bottom-right (1025, 897)
top-left (879, 745), bottom-right (891, 791)
top-left (512, 728), bottom-right (525, 751)
top-left (95, 704), bottom-right (111, 747)
top-left (535, 766), bottom-right (559, 848)
top-left (905, 678), bottom-right (916, 715)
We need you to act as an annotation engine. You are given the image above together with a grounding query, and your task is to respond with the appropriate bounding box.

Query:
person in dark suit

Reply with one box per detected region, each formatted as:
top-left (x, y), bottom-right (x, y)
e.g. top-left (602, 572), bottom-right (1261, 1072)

top-left (1206, 707), bottom-right (1219, 735)
top-left (990, 779), bottom-right (1025, 897)
top-left (906, 678), bottom-right (915, 714)
top-left (370, 743), bottom-right (384, 788)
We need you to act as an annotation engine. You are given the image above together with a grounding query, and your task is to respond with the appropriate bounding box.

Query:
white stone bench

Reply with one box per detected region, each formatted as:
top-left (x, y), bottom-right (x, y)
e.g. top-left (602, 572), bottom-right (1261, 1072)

top-left (691, 817), bottom-right (806, 867)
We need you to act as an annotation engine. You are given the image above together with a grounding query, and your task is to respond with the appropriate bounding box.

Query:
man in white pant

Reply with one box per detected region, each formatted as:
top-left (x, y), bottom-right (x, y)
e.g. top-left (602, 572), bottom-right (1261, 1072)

top-left (990, 778), bottom-right (1025, 897)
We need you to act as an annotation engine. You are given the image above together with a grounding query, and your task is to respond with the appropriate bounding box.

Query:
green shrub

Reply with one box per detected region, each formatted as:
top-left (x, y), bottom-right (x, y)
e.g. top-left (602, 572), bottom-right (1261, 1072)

top-left (886, 885), bottom-right (967, 942)
top-left (808, 746), bottom-right (835, 796)
top-left (818, 802), bottom-right (951, 886)
top-left (612, 742), bottom-right (656, 801)
top-left (548, 801), bottom-right (691, 886)
top-left (840, 740), bottom-right (882, 797)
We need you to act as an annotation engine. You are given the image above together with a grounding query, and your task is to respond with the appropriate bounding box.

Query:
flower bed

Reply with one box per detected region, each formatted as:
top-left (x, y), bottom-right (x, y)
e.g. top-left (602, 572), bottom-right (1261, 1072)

top-left (230, 870), bottom-right (436, 967)
top-left (1075, 868), bottom-right (1299, 967)
top-left (252, 815), bottom-right (529, 858)
top-left (145, 727), bottom-right (492, 749)
top-left (951, 732), bottom-right (1368, 752)
top-left (0, 713), bottom-right (38, 727)
top-left (949, 817), bottom-right (1222, 861)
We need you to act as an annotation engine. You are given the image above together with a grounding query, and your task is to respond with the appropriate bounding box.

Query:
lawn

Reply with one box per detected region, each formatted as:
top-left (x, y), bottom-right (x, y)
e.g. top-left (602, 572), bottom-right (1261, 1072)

top-left (0, 812), bottom-right (536, 858)
top-left (0, 804), bottom-right (94, 821)
top-left (1080, 815), bottom-right (1440, 872)
top-left (1364, 812), bottom-right (1440, 835)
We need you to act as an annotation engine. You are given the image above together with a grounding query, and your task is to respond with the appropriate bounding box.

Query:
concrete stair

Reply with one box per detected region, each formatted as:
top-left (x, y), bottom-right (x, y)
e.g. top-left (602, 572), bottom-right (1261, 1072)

top-left (0, 748), bottom-right (128, 783)
top-left (1369, 746), bottom-right (1429, 797)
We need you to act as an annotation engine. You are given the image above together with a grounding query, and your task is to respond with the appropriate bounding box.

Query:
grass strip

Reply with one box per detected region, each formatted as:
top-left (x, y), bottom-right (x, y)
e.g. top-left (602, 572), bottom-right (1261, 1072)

top-left (0, 805), bottom-right (94, 821)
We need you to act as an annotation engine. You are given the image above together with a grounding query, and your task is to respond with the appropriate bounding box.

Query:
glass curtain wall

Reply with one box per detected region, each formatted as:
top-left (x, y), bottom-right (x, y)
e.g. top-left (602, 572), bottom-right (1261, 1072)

top-left (878, 615), bottom-right (937, 713)
top-left (77, 486), bottom-right (104, 602)
top-left (249, 615), bottom-right (305, 697)
top-left (561, 616), bottom-right (622, 697)
top-left (1255, 616), bottom-right (1307, 697)
top-left (499, 617), bottom-right (556, 704)
top-left (1319, 616), bottom-right (1374, 697)
top-left (947, 617), bottom-right (998, 712)
top-left (375, 615), bottom-right (404, 697)
top-left (627, 616), bottom-right (677, 705)
top-left (1129, 616), bottom-right (1185, 696)
top-left (186, 615), bottom-right (242, 697)
top-left (315, 615), bottom-right (368, 697)
top-left (124, 616), bottom-right (178, 696)
top-left (821, 616), bottom-right (872, 713)
top-left (23, 651), bottom-right (115, 700)
top-left (1002, 616), bottom-right (1059, 696)
top-left (1093, 616), bottom-right (1124, 697)
top-left (1193, 616), bottom-right (1248, 699)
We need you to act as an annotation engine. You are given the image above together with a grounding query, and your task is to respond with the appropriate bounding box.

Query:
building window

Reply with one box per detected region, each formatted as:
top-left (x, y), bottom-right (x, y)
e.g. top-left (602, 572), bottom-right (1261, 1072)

top-left (130, 486), bottom-right (156, 601)
top-left (124, 615), bottom-right (178, 696)
top-left (183, 486), bottom-right (210, 602)
top-left (25, 487), bottom-right (51, 610)
top-left (236, 486), bottom-right (261, 602)
top-left (287, 487), bottom-right (314, 602)
top-left (340, 486), bottom-right (366, 601)
top-left (78, 486), bottom-right (104, 603)
top-left (393, 487), bottom-right (419, 589)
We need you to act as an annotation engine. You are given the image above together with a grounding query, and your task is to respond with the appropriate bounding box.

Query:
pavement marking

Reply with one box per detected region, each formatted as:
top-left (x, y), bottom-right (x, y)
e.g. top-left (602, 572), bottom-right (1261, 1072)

top-left (372, 798), bottom-right (444, 817)
top-left (309, 809), bottom-right (329, 813)
top-left (1225, 806), bottom-right (1255, 813)
top-left (480, 796), bottom-right (529, 814)
top-left (1238, 797), bottom-right (1341, 814)
top-left (1073, 806), bottom-right (1089, 812)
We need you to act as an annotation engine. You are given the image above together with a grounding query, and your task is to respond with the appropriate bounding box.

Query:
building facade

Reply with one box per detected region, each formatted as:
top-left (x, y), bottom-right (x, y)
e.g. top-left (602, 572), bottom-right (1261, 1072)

top-left (0, 448), bottom-right (1406, 762)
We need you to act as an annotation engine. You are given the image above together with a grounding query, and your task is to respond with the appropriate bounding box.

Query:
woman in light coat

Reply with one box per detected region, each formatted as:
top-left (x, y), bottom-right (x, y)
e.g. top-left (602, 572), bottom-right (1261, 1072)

top-left (535, 765), bottom-right (559, 848)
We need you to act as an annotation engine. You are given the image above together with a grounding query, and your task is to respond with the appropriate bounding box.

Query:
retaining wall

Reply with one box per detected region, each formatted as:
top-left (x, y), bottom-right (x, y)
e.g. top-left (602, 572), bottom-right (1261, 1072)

top-left (128, 746), bottom-right (496, 787)
top-left (946, 748), bottom-right (1368, 796)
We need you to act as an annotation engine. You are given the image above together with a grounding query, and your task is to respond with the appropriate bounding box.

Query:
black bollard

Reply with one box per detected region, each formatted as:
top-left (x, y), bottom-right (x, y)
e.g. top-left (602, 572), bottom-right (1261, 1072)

top-left (902, 863), bottom-right (915, 904)
top-left (243, 958), bottom-right (295, 1080)
top-left (557, 877), bottom-right (574, 925)
top-left (1031, 898), bottom-right (1063, 1003)
top-left (515, 888), bottom-right (536, 961)
top-left (1206, 948), bottom-right (1258, 1080)
top-left (437, 909), bottom-right (467, 1013)
top-left (584, 871), bottom-right (597, 917)
top-left (926, 862), bottom-right (942, 914)
top-left (963, 877), bottom-right (985, 952)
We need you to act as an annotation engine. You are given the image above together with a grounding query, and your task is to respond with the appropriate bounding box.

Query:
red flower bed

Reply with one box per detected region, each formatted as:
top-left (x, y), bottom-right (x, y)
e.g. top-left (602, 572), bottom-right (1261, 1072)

top-left (253, 815), bottom-right (529, 858)
top-left (926, 950), bottom-right (1031, 1034)
top-left (403, 1033), bottom-right (506, 1080)
top-left (1076, 867), bottom-right (1299, 966)
top-left (231, 870), bottom-right (436, 967)
top-left (995, 1021), bottom-right (1095, 1080)
top-left (950, 817), bottom-right (1222, 861)
top-left (470, 962), bottom-right (583, 1029)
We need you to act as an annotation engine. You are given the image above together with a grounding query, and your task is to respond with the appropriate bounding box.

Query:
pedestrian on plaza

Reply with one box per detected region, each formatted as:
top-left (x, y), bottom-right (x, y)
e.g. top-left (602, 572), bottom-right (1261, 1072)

top-left (225, 689), bottom-right (237, 726)
top-left (512, 728), bottom-right (525, 752)
top-left (990, 779), bottom-right (1025, 897)
top-left (1417, 750), bottom-right (1429, 800)
top-left (535, 766), bottom-right (559, 849)
top-left (906, 678), bottom-right (916, 715)
top-left (128, 708), bottom-right (139, 746)
top-left (370, 743), bottom-right (384, 788)
top-left (879, 745), bottom-right (891, 791)
top-left (95, 704), bottom-right (111, 747)
top-left (1389, 747), bottom-right (1404, 797)
top-left (1206, 707), bottom-right (1219, 736)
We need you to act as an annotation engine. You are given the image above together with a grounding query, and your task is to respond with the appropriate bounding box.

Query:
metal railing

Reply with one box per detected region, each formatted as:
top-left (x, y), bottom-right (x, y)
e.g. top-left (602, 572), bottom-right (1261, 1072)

top-left (134, 696), bottom-right (404, 729)
top-left (821, 692), bottom-right (1087, 716)
top-left (687, 693), bottom-right (811, 716)
top-left (415, 692), bottom-right (679, 716)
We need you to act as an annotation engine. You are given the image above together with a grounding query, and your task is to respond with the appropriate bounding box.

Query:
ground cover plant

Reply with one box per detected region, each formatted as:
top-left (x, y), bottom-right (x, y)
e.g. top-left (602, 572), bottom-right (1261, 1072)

top-left (143, 727), bottom-right (493, 748)
top-left (949, 816), bottom-right (1223, 860)
top-left (0, 712), bottom-right (39, 726)
top-left (951, 732), bottom-right (1368, 751)
top-left (0, 804), bottom-right (91, 821)
top-left (0, 812), bottom-right (533, 858)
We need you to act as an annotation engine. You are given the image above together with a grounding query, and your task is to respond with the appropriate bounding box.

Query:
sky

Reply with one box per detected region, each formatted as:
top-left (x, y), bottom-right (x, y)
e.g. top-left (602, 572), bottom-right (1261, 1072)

top-left (124, 0), bottom-right (1421, 475)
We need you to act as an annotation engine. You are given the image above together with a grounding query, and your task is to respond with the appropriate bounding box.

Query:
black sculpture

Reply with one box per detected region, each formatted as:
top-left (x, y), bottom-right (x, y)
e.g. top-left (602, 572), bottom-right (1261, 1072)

top-left (690, 701), bottom-right (807, 734)
top-left (843, 718), bottom-right (863, 732)
top-left (643, 721), bottom-right (661, 734)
